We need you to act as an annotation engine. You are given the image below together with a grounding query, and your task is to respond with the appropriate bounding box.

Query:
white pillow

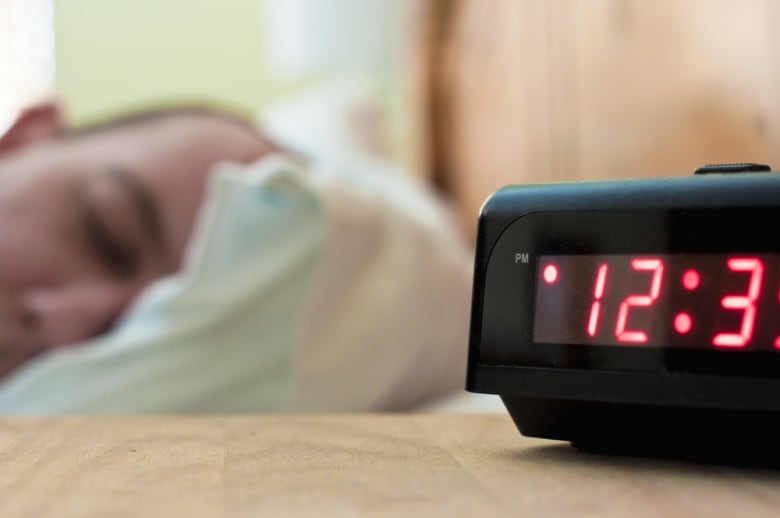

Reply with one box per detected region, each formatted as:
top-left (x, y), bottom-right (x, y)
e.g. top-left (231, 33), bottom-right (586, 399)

top-left (0, 154), bottom-right (473, 413)
top-left (291, 156), bottom-right (473, 410)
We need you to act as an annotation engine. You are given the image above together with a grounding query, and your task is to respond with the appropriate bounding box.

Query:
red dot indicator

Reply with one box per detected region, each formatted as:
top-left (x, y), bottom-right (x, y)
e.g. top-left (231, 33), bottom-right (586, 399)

top-left (674, 312), bottom-right (692, 335)
top-left (543, 264), bottom-right (558, 284)
top-left (682, 269), bottom-right (700, 291)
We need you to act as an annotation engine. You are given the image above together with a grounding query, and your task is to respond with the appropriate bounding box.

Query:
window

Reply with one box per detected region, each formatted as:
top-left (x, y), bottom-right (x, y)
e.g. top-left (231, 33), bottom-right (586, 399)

top-left (0, 0), bottom-right (55, 133)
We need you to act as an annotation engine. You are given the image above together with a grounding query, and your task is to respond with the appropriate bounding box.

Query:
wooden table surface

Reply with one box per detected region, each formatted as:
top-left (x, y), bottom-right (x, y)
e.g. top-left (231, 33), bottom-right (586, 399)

top-left (2, 413), bottom-right (780, 517)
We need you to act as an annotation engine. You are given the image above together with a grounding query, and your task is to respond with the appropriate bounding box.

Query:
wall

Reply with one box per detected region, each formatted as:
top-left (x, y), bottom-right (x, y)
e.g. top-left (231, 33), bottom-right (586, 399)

top-left (53, 0), bottom-right (422, 173)
top-left (54, 0), bottom-right (297, 125)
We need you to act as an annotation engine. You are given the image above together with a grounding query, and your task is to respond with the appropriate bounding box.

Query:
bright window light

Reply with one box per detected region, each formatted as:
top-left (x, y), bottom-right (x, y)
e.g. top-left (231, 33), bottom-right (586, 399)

top-left (0, 0), bottom-right (55, 134)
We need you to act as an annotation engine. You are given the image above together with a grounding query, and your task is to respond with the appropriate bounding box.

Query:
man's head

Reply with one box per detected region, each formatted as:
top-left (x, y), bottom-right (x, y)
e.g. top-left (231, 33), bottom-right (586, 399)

top-left (0, 103), bottom-right (277, 375)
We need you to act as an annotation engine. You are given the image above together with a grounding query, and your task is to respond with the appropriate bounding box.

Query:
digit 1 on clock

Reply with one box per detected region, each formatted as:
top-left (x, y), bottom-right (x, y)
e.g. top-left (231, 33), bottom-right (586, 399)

top-left (587, 263), bottom-right (609, 337)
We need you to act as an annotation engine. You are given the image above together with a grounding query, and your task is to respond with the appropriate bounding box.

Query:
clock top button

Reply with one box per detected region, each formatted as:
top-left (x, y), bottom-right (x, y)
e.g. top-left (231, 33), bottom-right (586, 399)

top-left (694, 163), bottom-right (772, 175)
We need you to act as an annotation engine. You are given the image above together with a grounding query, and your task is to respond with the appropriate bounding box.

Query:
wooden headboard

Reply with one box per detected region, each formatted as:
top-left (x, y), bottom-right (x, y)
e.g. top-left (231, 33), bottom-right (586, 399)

top-left (425, 0), bottom-right (780, 235)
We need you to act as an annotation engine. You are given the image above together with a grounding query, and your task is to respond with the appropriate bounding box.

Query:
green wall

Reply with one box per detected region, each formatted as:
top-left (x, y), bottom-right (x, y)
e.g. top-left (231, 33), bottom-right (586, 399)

top-left (54, 0), bottom-right (296, 125)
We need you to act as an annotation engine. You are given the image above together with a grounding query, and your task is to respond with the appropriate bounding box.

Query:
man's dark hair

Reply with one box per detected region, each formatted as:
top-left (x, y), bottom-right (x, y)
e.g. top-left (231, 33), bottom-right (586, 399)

top-left (64, 103), bottom-right (258, 138)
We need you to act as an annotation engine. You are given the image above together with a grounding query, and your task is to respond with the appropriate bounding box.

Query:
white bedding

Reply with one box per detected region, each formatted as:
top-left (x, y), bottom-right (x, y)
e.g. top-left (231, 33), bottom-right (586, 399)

top-left (421, 391), bottom-right (506, 414)
top-left (0, 153), bottom-right (474, 413)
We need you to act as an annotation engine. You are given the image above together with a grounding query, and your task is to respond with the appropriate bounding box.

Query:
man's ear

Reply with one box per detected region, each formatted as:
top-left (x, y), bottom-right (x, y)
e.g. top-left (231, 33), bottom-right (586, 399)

top-left (0, 102), bottom-right (64, 154)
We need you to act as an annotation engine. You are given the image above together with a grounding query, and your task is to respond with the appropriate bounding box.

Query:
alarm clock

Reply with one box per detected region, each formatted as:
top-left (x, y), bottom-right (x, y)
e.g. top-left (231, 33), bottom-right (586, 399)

top-left (467, 163), bottom-right (780, 462)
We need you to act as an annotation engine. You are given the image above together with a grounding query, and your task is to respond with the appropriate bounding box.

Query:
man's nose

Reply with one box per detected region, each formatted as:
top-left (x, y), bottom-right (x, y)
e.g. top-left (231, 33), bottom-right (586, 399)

top-left (19, 281), bottom-right (136, 348)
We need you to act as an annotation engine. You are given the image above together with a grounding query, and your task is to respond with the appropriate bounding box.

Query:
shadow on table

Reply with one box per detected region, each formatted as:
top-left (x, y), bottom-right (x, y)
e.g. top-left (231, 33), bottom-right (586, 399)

top-left (514, 442), bottom-right (780, 477)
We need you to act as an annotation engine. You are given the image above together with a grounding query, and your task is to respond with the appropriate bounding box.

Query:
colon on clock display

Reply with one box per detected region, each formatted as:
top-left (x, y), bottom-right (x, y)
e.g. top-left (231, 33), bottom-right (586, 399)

top-left (533, 254), bottom-right (780, 350)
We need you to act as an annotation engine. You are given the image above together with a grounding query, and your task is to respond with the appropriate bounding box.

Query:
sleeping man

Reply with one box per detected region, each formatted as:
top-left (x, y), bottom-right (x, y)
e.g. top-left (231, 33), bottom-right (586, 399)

top-left (0, 103), bottom-right (473, 413)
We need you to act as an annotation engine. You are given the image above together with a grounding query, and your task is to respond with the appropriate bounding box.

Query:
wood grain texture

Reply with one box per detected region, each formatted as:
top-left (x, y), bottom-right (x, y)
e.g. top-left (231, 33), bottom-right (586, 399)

top-left (2, 414), bottom-right (780, 517)
top-left (432, 0), bottom-right (780, 236)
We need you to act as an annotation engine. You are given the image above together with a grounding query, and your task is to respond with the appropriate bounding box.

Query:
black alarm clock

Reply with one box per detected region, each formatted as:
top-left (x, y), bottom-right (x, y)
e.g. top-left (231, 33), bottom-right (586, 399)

top-left (466, 163), bottom-right (780, 462)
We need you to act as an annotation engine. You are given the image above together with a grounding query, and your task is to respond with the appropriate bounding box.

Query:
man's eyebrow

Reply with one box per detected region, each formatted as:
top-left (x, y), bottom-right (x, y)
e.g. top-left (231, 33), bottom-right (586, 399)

top-left (107, 167), bottom-right (167, 257)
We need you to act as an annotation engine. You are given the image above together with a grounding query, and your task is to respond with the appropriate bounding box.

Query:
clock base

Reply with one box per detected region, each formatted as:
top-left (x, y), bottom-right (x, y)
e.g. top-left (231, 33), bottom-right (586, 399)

top-left (503, 395), bottom-right (780, 467)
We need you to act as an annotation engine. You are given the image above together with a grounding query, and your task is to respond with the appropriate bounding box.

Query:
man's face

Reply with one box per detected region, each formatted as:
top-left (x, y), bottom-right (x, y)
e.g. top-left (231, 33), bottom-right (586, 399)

top-left (0, 108), bottom-right (273, 376)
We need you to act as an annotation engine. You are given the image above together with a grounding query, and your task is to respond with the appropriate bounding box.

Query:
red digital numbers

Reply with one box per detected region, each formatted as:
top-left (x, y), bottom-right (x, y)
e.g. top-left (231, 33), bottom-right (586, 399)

top-left (712, 258), bottom-right (764, 348)
top-left (585, 258), bottom-right (664, 343)
top-left (775, 288), bottom-right (780, 350)
top-left (572, 254), bottom-right (774, 349)
top-left (587, 264), bottom-right (609, 337)
top-left (614, 259), bottom-right (664, 343)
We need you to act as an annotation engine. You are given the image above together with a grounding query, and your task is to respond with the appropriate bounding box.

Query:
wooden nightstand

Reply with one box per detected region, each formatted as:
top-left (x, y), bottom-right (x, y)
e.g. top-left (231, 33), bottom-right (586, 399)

top-left (2, 414), bottom-right (779, 516)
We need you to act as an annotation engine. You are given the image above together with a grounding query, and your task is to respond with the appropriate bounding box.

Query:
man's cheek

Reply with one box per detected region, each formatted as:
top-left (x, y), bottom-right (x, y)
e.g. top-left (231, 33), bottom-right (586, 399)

top-left (0, 339), bottom-right (44, 380)
top-left (0, 231), bottom-right (68, 289)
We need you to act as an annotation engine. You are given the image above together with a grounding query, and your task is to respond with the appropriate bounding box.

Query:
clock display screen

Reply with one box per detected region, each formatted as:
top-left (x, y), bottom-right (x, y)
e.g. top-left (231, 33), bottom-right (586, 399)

top-left (533, 254), bottom-right (780, 350)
